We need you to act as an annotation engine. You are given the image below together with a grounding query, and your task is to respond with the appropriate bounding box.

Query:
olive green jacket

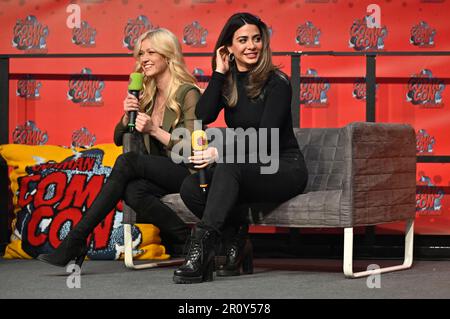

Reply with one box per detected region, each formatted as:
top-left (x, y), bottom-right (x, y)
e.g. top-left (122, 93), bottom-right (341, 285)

top-left (113, 84), bottom-right (200, 164)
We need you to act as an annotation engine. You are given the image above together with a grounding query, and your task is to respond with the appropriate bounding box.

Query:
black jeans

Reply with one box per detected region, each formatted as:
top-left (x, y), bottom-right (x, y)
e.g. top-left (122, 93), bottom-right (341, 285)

top-left (179, 152), bottom-right (308, 232)
top-left (73, 152), bottom-right (191, 246)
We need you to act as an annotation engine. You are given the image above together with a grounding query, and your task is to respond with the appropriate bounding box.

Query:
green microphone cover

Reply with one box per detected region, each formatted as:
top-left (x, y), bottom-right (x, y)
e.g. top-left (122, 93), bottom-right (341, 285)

top-left (128, 72), bottom-right (144, 91)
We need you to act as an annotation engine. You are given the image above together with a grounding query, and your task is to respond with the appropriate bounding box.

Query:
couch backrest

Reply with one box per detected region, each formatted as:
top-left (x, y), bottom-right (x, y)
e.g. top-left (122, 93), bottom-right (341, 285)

top-left (294, 127), bottom-right (349, 193)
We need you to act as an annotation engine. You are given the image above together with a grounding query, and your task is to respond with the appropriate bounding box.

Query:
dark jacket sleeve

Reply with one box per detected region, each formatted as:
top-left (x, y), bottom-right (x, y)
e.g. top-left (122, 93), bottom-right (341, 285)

top-left (195, 71), bottom-right (226, 124)
top-left (113, 115), bottom-right (128, 146)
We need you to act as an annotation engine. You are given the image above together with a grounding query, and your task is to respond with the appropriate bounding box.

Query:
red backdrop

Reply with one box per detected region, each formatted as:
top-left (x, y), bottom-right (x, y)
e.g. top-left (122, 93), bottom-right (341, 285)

top-left (1, 0), bottom-right (449, 234)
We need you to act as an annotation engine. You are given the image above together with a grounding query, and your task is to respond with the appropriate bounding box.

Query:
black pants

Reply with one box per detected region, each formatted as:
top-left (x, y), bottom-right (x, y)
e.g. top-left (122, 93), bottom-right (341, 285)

top-left (77, 151), bottom-right (191, 246)
top-left (179, 153), bottom-right (308, 233)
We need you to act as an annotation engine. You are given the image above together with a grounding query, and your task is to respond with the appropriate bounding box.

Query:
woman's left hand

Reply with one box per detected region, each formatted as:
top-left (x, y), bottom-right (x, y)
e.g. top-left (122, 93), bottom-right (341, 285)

top-left (135, 112), bottom-right (159, 135)
top-left (189, 147), bottom-right (219, 169)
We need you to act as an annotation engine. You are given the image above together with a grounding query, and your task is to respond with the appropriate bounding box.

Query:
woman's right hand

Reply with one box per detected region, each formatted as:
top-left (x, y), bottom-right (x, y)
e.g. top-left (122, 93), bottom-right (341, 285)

top-left (189, 147), bottom-right (219, 169)
top-left (122, 93), bottom-right (140, 126)
top-left (215, 46), bottom-right (230, 74)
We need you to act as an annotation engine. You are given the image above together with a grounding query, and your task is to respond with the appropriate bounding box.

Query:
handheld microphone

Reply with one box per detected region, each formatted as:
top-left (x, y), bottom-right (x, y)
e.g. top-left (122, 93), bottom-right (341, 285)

top-left (127, 72), bottom-right (144, 132)
top-left (192, 130), bottom-right (208, 194)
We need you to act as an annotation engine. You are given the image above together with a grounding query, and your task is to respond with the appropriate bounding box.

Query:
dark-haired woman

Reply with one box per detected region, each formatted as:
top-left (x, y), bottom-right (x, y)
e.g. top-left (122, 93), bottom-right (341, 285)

top-left (174, 13), bottom-right (308, 284)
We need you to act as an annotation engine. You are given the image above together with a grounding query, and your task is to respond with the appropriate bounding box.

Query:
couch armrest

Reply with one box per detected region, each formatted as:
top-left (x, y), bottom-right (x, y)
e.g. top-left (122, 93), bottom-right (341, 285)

top-left (348, 122), bottom-right (416, 226)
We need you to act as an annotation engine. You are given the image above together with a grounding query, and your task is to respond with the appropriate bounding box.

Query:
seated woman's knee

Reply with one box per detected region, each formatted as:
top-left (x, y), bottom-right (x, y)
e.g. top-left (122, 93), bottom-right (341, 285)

top-left (123, 179), bottom-right (145, 209)
top-left (214, 162), bottom-right (241, 177)
top-left (114, 152), bottom-right (138, 170)
top-left (179, 175), bottom-right (199, 202)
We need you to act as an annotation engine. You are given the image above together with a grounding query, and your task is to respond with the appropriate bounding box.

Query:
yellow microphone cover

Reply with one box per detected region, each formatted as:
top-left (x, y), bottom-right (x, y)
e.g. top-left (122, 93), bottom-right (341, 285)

top-left (191, 130), bottom-right (208, 151)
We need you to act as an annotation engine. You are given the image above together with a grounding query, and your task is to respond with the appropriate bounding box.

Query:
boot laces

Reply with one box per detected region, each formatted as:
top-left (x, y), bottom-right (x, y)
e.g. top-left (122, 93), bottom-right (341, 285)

top-left (227, 239), bottom-right (239, 257)
top-left (186, 238), bottom-right (202, 261)
top-left (227, 231), bottom-right (244, 257)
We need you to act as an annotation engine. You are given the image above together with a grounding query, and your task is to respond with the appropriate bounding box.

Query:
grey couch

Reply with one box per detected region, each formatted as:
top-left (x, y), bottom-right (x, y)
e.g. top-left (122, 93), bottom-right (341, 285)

top-left (122, 122), bottom-right (417, 278)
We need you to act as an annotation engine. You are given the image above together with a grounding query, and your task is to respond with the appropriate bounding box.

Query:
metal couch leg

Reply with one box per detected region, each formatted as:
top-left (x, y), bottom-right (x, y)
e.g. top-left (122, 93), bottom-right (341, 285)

top-left (123, 224), bottom-right (183, 270)
top-left (343, 218), bottom-right (414, 278)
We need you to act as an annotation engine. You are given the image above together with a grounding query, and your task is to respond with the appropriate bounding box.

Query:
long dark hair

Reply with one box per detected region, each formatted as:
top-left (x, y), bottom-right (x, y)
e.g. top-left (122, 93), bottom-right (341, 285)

top-left (212, 12), bottom-right (276, 107)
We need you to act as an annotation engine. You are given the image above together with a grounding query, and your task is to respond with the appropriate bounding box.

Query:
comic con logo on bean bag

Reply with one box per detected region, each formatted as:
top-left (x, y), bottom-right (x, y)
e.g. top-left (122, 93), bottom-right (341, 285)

top-left (15, 149), bottom-right (120, 258)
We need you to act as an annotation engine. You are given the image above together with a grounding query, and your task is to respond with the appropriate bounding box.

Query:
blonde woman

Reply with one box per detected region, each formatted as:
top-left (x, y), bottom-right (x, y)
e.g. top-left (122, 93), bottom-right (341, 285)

top-left (37, 28), bottom-right (200, 268)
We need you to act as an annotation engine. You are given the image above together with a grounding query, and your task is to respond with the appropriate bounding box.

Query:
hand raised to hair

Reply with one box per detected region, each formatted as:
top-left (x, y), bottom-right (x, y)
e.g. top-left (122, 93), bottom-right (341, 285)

top-left (215, 46), bottom-right (230, 74)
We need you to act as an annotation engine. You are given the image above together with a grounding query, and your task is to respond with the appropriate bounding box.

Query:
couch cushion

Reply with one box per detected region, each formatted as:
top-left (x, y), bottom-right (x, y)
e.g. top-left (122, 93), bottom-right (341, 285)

top-left (161, 190), bottom-right (350, 228)
top-left (295, 127), bottom-right (349, 193)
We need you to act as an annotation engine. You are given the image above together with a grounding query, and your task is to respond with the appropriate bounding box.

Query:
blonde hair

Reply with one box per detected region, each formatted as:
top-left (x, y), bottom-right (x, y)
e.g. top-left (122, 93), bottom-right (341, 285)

top-left (133, 28), bottom-right (198, 128)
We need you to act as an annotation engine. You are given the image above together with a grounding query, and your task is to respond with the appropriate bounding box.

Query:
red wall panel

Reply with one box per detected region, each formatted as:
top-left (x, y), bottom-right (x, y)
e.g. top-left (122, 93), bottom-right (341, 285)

top-left (1, 0), bottom-right (449, 234)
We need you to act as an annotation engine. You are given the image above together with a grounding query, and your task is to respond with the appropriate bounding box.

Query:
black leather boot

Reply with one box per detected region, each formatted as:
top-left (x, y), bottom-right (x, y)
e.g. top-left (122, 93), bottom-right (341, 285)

top-left (216, 224), bottom-right (253, 276)
top-left (37, 179), bottom-right (124, 268)
top-left (36, 233), bottom-right (88, 268)
top-left (173, 226), bottom-right (218, 284)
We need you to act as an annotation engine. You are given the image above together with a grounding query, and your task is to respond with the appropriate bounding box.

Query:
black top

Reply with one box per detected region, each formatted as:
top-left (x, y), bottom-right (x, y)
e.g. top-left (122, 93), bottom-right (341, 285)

top-left (196, 70), bottom-right (300, 157)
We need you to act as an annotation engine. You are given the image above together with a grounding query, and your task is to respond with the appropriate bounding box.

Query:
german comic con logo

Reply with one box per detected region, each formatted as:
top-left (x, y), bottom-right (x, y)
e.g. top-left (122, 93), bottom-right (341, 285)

top-left (72, 127), bottom-right (96, 148)
top-left (406, 69), bottom-right (445, 107)
top-left (12, 15), bottom-right (49, 53)
top-left (416, 129), bottom-right (435, 154)
top-left (17, 76), bottom-right (42, 99)
top-left (72, 21), bottom-right (96, 47)
top-left (349, 16), bottom-right (387, 51)
top-left (123, 15), bottom-right (154, 51)
top-left (410, 21), bottom-right (436, 48)
top-left (416, 174), bottom-right (444, 216)
top-left (295, 21), bottom-right (321, 47)
top-left (352, 78), bottom-right (378, 101)
top-left (12, 121), bottom-right (48, 145)
top-left (14, 149), bottom-right (142, 260)
top-left (300, 69), bottom-right (330, 107)
top-left (68, 68), bottom-right (104, 106)
top-left (183, 21), bottom-right (208, 47)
